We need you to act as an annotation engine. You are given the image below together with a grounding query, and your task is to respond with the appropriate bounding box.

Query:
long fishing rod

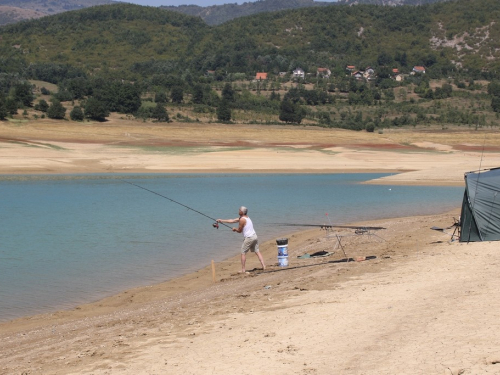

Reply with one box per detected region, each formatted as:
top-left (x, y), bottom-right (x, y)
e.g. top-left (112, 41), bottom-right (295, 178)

top-left (119, 179), bottom-right (232, 230)
top-left (274, 223), bottom-right (386, 230)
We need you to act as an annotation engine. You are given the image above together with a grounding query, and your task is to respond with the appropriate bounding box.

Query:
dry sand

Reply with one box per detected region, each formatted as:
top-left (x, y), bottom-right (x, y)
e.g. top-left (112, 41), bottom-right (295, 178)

top-left (1, 120), bottom-right (500, 374)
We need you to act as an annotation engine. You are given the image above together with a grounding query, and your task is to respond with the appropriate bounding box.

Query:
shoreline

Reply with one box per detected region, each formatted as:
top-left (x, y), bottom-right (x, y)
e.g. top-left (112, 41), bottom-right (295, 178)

top-left (0, 171), bottom-right (463, 325)
top-left (0, 206), bottom-right (458, 327)
top-left (8, 208), bottom-right (499, 375)
top-left (0, 169), bottom-right (464, 187)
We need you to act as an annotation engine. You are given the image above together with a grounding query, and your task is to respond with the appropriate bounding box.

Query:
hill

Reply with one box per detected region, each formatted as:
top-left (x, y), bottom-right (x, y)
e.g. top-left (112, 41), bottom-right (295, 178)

top-left (1, 0), bottom-right (500, 132)
top-left (161, 0), bottom-right (333, 26)
top-left (0, 5), bottom-right (45, 25)
top-left (0, 4), bottom-right (209, 77)
top-left (162, 0), bottom-right (450, 26)
top-left (0, 0), bottom-right (115, 25)
top-left (2, 0), bottom-right (500, 78)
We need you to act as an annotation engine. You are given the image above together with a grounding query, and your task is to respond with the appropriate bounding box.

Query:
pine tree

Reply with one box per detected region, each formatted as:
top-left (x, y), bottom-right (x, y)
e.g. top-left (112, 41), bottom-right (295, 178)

top-left (217, 99), bottom-right (231, 122)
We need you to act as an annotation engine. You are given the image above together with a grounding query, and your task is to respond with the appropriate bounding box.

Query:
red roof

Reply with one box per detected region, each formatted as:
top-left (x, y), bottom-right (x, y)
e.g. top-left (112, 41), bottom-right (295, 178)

top-left (413, 66), bottom-right (426, 72)
top-left (256, 72), bottom-right (268, 80)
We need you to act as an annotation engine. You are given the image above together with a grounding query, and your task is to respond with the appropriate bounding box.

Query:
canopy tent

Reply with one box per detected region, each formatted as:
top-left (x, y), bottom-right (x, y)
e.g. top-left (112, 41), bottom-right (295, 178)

top-left (460, 168), bottom-right (500, 242)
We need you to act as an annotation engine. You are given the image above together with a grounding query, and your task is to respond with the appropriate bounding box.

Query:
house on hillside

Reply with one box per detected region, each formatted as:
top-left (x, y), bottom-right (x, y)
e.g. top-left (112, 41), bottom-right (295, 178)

top-left (352, 71), bottom-right (364, 80)
top-left (255, 72), bottom-right (268, 80)
top-left (363, 67), bottom-right (375, 80)
top-left (317, 68), bottom-right (331, 78)
top-left (412, 66), bottom-right (426, 74)
top-left (365, 66), bottom-right (375, 75)
top-left (205, 70), bottom-right (215, 76)
top-left (292, 68), bottom-right (305, 79)
top-left (346, 65), bottom-right (355, 72)
top-left (395, 74), bottom-right (404, 82)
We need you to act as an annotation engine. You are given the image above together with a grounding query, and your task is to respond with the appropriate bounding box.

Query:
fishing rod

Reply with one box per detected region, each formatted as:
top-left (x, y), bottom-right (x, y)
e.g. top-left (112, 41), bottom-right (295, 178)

top-left (119, 179), bottom-right (232, 230)
top-left (275, 213), bottom-right (385, 231)
top-left (274, 223), bottom-right (386, 230)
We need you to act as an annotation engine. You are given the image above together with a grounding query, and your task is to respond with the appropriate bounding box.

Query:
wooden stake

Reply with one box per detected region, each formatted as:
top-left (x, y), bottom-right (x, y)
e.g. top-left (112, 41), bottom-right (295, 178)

top-left (211, 260), bottom-right (216, 283)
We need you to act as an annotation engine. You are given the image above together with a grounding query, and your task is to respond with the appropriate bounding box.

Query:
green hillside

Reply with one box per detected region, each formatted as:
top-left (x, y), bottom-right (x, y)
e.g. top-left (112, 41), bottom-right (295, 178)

top-left (2, 0), bottom-right (500, 79)
top-left (1, 0), bottom-right (500, 130)
top-left (0, 4), bottom-right (208, 79)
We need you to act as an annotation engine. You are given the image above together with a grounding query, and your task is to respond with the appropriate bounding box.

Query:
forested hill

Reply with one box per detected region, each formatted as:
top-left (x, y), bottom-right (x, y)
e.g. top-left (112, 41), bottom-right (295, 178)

top-left (1, 0), bottom-right (500, 81)
top-left (162, 0), bottom-right (450, 26)
top-left (0, 0), bottom-right (449, 26)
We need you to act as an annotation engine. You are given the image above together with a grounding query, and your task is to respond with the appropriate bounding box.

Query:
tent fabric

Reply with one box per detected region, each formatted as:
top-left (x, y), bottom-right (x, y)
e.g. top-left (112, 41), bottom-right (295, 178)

top-left (460, 168), bottom-right (500, 242)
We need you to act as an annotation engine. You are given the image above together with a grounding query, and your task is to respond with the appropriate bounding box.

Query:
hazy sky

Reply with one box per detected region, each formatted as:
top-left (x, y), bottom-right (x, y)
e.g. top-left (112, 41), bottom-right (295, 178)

top-left (121, 0), bottom-right (338, 7)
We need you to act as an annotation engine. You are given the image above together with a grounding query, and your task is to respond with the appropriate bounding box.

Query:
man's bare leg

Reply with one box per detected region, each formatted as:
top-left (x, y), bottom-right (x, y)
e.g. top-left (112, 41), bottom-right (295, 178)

top-left (240, 253), bottom-right (246, 273)
top-left (256, 251), bottom-right (266, 270)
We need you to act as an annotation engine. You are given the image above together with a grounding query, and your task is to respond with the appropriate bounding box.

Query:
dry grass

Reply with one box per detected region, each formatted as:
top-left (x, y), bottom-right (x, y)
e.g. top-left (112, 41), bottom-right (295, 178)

top-left (4, 110), bottom-right (500, 149)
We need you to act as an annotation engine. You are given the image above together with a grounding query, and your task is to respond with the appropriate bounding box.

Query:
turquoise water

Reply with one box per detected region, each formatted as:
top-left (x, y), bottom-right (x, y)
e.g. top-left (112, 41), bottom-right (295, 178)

top-left (0, 173), bottom-right (463, 321)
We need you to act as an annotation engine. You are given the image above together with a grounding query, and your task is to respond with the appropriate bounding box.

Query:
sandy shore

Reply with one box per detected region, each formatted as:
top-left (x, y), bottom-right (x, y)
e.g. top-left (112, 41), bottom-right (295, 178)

top-left (2, 120), bottom-right (500, 185)
top-left (1, 121), bottom-right (500, 374)
top-left (2, 210), bottom-right (500, 375)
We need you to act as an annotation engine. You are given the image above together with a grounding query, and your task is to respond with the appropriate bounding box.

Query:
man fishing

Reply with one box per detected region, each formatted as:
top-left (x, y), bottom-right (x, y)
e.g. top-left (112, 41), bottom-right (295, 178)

top-left (217, 206), bottom-right (266, 273)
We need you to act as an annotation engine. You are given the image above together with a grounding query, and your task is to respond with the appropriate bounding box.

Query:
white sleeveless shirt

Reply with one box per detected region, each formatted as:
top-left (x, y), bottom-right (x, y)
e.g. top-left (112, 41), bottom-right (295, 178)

top-left (242, 216), bottom-right (256, 238)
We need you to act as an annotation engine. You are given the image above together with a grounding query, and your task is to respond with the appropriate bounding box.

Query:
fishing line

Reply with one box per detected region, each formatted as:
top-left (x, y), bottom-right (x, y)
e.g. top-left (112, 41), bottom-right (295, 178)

top-left (119, 179), bottom-right (232, 230)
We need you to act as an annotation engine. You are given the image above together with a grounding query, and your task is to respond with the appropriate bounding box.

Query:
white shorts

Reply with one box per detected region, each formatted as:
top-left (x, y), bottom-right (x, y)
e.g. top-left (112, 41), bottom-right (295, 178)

top-left (241, 234), bottom-right (259, 254)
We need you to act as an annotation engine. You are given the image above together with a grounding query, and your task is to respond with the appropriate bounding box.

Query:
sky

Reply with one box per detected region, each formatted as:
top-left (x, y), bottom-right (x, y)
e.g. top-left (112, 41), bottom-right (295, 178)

top-left (121, 0), bottom-right (338, 7)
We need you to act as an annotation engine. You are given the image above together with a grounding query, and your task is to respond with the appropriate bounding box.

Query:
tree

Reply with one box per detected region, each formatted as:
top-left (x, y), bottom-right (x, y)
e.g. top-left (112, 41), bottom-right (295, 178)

top-left (5, 98), bottom-right (18, 115)
top-left (222, 83), bottom-right (235, 102)
top-left (70, 106), bottom-right (85, 121)
top-left (84, 97), bottom-right (109, 121)
top-left (47, 100), bottom-right (67, 119)
top-left (13, 82), bottom-right (35, 107)
top-left (192, 84), bottom-right (204, 104)
top-left (93, 82), bottom-right (141, 114)
top-left (171, 87), bottom-right (183, 104)
top-left (216, 99), bottom-right (231, 122)
top-left (279, 99), bottom-right (304, 124)
top-left (492, 97), bottom-right (500, 113)
top-left (0, 94), bottom-right (7, 120)
top-left (35, 99), bottom-right (49, 113)
top-left (152, 103), bottom-right (169, 122)
top-left (488, 81), bottom-right (500, 97)
top-left (155, 91), bottom-right (168, 103)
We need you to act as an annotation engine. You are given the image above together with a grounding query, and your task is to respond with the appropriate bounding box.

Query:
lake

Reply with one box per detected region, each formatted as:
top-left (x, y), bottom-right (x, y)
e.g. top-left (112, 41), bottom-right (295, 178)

top-left (0, 173), bottom-right (463, 321)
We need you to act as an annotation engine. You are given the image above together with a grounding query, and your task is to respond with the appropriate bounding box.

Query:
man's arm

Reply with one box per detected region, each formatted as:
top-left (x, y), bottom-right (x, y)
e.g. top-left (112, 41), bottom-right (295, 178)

top-left (233, 217), bottom-right (246, 233)
top-left (217, 217), bottom-right (240, 224)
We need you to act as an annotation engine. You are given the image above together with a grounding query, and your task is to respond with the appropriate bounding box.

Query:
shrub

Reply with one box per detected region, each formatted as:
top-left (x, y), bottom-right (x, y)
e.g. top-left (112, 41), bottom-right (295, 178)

top-left (47, 100), bottom-right (66, 119)
top-left (70, 106), bottom-right (84, 121)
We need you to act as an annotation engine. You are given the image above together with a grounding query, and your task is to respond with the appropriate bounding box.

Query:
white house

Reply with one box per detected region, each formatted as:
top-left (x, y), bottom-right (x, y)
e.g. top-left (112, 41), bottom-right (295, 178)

top-left (292, 68), bottom-right (305, 79)
top-left (317, 68), bottom-right (331, 78)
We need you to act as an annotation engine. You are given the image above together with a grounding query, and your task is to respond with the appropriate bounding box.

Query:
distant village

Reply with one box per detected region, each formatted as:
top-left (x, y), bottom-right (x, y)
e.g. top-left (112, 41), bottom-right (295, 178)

top-left (206, 65), bottom-right (427, 83)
